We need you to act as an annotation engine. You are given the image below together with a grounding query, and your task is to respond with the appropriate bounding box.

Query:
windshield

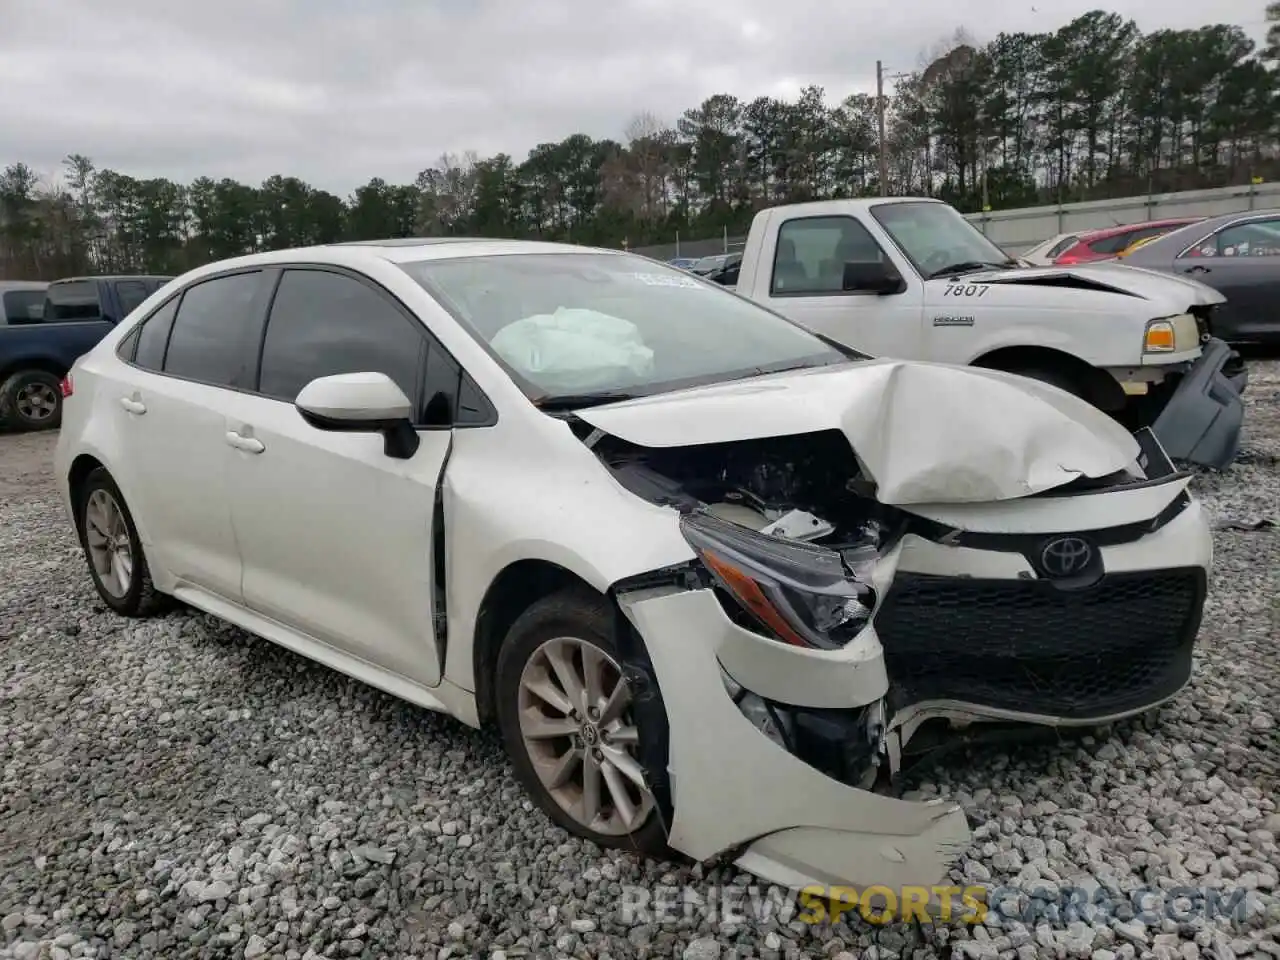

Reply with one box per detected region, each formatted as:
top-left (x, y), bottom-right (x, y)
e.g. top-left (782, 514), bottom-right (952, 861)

top-left (871, 202), bottom-right (1014, 277)
top-left (399, 252), bottom-right (852, 403)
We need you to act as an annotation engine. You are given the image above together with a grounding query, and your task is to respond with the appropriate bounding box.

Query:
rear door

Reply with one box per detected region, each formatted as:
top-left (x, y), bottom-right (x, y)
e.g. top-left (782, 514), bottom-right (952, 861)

top-left (111, 269), bottom-right (274, 601)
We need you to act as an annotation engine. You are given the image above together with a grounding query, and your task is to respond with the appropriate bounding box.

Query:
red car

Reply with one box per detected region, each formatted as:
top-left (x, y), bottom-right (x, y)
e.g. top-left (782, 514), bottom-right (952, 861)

top-left (1052, 218), bottom-right (1203, 265)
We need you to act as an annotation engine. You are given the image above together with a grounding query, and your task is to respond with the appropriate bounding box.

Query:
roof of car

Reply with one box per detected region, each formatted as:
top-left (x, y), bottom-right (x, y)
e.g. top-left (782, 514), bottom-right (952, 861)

top-left (0, 280), bottom-right (48, 291)
top-left (51, 275), bottom-right (174, 283)
top-left (1077, 217), bottom-right (1202, 241)
top-left (1121, 207), bottom-right (1280, 260)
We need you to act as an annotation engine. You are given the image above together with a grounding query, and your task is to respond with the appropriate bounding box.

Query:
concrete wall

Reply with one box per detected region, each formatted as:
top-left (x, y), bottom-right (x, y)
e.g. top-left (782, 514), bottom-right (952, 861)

top-left (632, 182), bottom-right (1280, 260)
top-left (965, 182), bottom-right (1280, 254)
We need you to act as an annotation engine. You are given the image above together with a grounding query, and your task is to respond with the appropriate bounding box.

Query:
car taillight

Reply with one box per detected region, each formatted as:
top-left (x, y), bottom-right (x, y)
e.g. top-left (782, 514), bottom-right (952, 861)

top-left (60, 374), bottom-right (74, 397)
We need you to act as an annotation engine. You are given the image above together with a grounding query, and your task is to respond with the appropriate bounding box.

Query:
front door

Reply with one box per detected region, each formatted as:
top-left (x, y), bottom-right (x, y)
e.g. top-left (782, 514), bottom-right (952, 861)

top-left (222, 267), bottom-right (451, 688)
top-left (757, 214), bottom-right (925, 359)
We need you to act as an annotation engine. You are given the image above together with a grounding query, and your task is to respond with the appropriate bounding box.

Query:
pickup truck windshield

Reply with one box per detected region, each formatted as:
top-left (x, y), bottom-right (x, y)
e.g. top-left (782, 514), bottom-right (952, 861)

top-left (400, 252), bottom-right (851, 403)
top-left (871, 202), bottom-right (1015, 278)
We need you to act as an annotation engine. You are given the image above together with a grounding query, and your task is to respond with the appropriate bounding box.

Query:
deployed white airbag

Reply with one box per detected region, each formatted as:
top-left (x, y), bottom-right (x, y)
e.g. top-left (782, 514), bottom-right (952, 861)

top-left (572, 359), bottom-right (1142, 505)
top-left (491, 308), bottom-right (654, 391)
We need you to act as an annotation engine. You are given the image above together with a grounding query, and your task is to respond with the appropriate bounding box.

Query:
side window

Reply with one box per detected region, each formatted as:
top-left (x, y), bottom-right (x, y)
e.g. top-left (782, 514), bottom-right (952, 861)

top-left (257, 269), bottom-right (425, 409)
top-left (132, 297), bottom-right (180, 371)
top-left (1, 289), bottom-right (45, 324)
top-left (1046, 235), bottom-right (1079, 258)
top-left (115, 281), bottom-right (150, 318)
top-left (44, 281), bottom-right (102, 322)
top-left (1087, 233), bottom-right (1130, 255)
top-left (1208, 218), bottom-right (1280, 258)
top-left (772, 217), bottom-right (886, 295)
top-left (164, 271), bottom-right (267, 387)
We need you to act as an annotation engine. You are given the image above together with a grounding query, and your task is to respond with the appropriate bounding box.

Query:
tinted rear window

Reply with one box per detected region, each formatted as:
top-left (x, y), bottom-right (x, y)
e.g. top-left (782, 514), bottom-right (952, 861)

top-left (45, 281), bottom-right (103, 321)
top-left (1, 290), bottom-right (46, 323)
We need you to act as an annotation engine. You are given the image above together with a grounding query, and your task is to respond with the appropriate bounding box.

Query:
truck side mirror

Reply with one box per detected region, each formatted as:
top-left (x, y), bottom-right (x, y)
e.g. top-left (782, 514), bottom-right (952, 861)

top-left (843, 260), bottom-right (905, 295)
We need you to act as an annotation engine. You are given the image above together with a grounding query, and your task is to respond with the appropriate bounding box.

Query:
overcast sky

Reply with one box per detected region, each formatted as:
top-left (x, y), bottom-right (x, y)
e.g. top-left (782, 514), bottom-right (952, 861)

top-left (1, 0), bottom-right (1269, 195)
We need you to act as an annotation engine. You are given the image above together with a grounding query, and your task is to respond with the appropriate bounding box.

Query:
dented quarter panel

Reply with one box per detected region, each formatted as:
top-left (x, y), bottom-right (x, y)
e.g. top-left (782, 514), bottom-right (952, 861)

top-left (617, 584), bottom-right (970, 885)
top-left (575, 360), bottom-right (1141, 505)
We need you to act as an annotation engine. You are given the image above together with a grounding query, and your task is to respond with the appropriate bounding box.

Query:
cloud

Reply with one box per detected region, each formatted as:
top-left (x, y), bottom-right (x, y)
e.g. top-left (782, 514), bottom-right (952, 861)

top-left (1, 0), bottom-right (1267, 194)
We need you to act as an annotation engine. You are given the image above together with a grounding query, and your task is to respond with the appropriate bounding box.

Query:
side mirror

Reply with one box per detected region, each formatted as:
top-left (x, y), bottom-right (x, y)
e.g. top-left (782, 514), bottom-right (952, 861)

top-left (295, 372), bottom-right (420, 459)
top-left (842, 260), bottom-right (905, 295)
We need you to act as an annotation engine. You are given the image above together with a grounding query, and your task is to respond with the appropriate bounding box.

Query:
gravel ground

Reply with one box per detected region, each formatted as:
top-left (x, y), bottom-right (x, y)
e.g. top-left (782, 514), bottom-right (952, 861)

top-left (2, 367), bottom-right (1278, 960)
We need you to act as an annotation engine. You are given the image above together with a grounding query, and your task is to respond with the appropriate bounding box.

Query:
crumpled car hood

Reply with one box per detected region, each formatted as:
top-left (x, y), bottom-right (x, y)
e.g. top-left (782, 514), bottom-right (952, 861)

top-left (573, 360), bottom-right (1141, 505)
top-left (956, 261), bottom-right (1227, 309)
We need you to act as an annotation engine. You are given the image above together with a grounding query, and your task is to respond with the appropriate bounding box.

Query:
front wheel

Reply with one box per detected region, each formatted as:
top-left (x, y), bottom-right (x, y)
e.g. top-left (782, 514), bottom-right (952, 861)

top-left (495, 589), bottom-right (669, 855)
top-left (74, 467), bottom-right (169, 617)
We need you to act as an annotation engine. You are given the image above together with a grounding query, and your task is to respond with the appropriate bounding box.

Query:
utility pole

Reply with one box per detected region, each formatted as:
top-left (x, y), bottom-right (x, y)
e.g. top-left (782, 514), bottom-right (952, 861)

top-left (876, 61), bottom-right (888, 196)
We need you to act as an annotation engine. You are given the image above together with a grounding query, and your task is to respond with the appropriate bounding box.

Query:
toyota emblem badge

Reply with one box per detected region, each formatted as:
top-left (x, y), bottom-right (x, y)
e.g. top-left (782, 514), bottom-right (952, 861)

top-left (1040, 536), bottom-right (1093, 578)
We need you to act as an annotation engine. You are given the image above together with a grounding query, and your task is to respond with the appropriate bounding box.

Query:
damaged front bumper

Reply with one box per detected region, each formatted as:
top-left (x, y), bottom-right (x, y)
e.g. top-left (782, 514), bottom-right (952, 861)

top-left (1149, 338), bottom-right (1246, 469)
top-left (617, 582), bottom-right (971, 892)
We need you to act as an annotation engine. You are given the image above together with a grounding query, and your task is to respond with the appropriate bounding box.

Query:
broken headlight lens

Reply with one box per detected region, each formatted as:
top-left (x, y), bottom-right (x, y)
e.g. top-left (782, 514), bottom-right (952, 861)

top-left (680, 509), bottom-right (875, 650)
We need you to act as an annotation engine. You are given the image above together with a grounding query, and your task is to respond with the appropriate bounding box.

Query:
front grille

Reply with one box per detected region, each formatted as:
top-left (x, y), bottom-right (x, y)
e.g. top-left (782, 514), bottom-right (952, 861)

top-left (875, 568), bottom-right (1205, 719)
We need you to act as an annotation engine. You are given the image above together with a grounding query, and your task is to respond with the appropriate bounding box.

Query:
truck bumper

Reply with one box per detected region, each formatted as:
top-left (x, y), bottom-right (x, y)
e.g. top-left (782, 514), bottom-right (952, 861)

top-left (1150, 338), bottom-right (1245, 470)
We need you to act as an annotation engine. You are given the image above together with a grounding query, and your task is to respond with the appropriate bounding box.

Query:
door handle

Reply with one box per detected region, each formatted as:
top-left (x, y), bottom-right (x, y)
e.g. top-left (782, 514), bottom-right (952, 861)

top-left (119, 396), bottom-right (146, 415)
top-left (225, 431), bottom-right (265, 454)
top-left (1185, 265), bottom-right (1211, 274)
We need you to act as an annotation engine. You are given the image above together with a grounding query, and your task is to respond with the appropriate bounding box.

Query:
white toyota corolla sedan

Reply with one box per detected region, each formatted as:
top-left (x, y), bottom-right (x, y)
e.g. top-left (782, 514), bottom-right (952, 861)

top-left (54, 239), bottom-right (1212, 893)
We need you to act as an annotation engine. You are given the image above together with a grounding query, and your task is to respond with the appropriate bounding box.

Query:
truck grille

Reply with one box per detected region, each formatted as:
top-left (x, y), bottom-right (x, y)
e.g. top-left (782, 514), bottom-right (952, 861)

top-left (875, 569), bottom-right (1205, 719)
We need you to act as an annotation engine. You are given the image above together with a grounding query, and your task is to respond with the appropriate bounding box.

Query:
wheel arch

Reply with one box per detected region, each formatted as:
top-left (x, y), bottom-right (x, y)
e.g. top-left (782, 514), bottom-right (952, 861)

top-left (471, 559), bottom-right (603, 726)
top-left (971, 344), bottom-right (1126, 411)
top-left (0, 356), bottom-right (69, 382)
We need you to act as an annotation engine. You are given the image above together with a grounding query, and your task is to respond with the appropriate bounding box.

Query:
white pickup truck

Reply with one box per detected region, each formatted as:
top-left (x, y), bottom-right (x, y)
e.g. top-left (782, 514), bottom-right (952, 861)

top-left (731, 198), bottom-right (1247, 468)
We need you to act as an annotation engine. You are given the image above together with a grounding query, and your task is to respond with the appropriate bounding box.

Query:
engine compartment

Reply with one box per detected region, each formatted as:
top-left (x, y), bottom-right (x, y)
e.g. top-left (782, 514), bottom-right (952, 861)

top-left (588, 427), bottom-right (898, 555)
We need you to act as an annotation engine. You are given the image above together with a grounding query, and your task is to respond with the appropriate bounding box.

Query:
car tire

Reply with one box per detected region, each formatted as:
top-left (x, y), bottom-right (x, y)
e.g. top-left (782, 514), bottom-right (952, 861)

top-left (74, 467), bottom-right (169, 617)
top-left (0, 370), bottom-right (63, 431)
top-left (495, 588), bottom-right (670, 856)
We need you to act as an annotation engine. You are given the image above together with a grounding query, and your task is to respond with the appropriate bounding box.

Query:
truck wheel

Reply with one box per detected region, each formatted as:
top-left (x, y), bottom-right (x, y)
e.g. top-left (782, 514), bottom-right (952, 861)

top-left (0, 370), bottom-right (63, 431)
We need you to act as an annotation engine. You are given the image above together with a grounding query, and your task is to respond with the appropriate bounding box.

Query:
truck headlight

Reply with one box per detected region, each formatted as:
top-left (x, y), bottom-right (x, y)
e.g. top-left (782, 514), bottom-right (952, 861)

top-left (1144, 318), bottom-right (1177, 353)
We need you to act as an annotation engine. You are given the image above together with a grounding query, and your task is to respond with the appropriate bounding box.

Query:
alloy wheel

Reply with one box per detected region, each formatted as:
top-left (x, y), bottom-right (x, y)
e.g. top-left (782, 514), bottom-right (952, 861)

top-left (516, 635), bottom-right (655, 836)
top-left (17, 382), bottom-right (58, 422)
top-left (84, 489), bottom-right (133, 597)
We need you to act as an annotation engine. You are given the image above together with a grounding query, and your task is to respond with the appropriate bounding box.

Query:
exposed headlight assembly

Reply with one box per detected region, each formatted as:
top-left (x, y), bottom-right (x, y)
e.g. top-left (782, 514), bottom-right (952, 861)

top-left (680, 509), bottom-right (875, 650)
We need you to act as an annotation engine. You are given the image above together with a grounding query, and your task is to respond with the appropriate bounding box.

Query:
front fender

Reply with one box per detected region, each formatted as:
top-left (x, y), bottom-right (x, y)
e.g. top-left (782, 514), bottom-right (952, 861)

top-left (439, 421), bottom-right (695, 692)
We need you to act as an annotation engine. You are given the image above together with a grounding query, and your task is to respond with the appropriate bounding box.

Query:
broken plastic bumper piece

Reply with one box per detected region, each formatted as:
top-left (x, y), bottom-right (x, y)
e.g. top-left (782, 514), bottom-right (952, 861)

top-left (1151, 337), bottom-right (1245, 470)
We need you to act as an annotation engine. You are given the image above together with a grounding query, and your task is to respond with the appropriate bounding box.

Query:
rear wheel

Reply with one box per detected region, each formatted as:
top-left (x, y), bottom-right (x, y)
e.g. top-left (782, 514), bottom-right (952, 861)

top-left (0, 370), bottom-right (62, 431)
top-left (74, 467), bottom-right (169, 617)
top-left (495, 589), bottom-right (669, 855)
